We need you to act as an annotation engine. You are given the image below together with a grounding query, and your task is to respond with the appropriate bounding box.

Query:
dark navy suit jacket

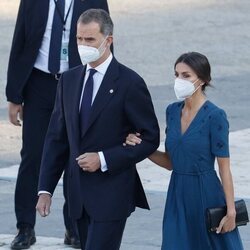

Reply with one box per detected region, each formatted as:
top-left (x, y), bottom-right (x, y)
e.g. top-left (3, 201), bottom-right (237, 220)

top-left (6, 0), bottom-right (109, 104)
top-left (38, 57), bottom-right (160, 221)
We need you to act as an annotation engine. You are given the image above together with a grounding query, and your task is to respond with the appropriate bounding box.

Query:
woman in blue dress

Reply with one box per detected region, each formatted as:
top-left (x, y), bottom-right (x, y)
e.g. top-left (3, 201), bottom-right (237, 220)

top-left (126, 52), bottom-right (243, 249)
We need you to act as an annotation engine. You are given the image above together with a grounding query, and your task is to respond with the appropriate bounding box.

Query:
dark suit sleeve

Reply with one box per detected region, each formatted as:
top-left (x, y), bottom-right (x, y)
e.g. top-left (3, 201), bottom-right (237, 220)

top-left (38, 75), bottom-right (69, 194)
top-left (103, 78), bottom-right (160, 172)
top-left (6, 0), bottom-right (26, 104)
top-left (100, 0), bottom-right (109, 13)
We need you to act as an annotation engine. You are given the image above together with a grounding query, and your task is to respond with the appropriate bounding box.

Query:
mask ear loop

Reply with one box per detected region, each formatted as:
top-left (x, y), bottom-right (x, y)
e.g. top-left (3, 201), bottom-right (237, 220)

top-left (192, 78), bottom-right (200, 85)
top-left (98, 35), bottom-right (110, 58)
top-left (98, 35), bottom-right (109, 50)
top-left (189, 78), bottom-right (204, 97)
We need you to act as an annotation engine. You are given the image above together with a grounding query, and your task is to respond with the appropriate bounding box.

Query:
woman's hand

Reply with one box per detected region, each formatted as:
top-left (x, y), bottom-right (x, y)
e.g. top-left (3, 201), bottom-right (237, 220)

top-left (124, 132), bottom-right (141, 146)
top-left (216, 212), bottom-right (236, 234)
top-left (124, 133), bottom-right (172, 170)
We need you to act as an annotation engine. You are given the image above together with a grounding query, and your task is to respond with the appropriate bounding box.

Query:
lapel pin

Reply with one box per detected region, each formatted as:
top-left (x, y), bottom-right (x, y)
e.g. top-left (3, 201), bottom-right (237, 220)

top-left (109, 89), bottom-right (114, 94)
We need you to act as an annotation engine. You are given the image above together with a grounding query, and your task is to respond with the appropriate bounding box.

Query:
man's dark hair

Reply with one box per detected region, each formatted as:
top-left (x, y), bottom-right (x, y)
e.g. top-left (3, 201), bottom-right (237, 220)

top-left (78, 9), bottom-right (113, 36)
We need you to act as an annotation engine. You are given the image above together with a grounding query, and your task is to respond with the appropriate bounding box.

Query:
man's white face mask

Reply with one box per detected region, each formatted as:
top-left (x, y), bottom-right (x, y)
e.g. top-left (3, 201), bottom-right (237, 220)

top-left (77, 36), bottom-right (108, 65)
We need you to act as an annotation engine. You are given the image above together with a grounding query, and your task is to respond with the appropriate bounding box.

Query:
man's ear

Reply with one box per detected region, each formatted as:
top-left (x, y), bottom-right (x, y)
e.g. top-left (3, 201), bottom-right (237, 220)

top-left (107, 36), bottom-right (113, 47)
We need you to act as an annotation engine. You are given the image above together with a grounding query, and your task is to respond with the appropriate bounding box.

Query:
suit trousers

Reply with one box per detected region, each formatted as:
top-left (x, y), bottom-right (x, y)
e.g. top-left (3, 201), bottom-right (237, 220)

top-left (14, 68), bottom-right (74, 232)
top-left (77, 209), bottom-right (127, 250)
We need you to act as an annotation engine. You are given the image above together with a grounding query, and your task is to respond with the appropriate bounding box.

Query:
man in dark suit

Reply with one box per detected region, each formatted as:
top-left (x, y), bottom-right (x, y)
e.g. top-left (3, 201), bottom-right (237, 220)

top-left (6, 1), bottom-right (109, 249)
top-left (36, 9), bottom-right (159, 250)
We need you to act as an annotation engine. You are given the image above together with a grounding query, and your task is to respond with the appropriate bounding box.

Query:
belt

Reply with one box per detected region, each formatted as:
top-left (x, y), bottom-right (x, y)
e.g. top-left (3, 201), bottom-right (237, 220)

top-left (33, 68), bottom-right (61, 81)
top-left (173, 169), bottom-right (215, 176)
top-left (54, 73), bottom-right (61, 80)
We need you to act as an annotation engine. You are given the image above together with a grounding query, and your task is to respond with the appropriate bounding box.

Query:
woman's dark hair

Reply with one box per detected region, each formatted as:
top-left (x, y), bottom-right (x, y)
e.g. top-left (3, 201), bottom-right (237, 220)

top-left (174, 52), bottom-right (211, 91)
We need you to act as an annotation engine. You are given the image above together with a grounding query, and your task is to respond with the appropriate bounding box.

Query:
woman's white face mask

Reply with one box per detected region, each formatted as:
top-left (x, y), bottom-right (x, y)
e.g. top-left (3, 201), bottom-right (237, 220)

top-left (174, 78), bottom-right (202, 100)
top-left (78, 36), bottom-right (108, 65)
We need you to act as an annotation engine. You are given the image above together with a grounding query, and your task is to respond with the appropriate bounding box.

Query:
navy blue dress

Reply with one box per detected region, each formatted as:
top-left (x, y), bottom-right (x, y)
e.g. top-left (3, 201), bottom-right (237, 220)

top-left (162, 100), bottom-right (243, 250)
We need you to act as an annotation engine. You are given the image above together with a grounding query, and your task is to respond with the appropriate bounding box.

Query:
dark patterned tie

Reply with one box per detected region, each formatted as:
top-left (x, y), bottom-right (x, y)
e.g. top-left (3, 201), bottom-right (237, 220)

top-left (48, 0), bottom-right (65, 74)
top-left (80, 69), bottom-right (97, 136)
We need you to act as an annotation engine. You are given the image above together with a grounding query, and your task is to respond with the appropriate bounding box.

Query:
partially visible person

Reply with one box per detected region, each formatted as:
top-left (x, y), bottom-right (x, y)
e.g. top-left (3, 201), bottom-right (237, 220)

top-left (125, 52), bottom-right (243, 249)
top-left (36, 9), bottom-right (159, 250)
top-left (6, 1), bottom-right (109, 249)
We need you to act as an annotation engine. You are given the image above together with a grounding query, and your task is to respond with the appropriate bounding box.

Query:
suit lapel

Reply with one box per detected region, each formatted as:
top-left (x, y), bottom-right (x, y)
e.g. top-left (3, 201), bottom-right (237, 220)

top-left (70, 0), bottom-right (88, 38)
top-left (71, 65), bottom-right (86, 143)
top-left (37, 0), bottom-right (50, 34)
top-left (81, 58), bottom-right (120, 138)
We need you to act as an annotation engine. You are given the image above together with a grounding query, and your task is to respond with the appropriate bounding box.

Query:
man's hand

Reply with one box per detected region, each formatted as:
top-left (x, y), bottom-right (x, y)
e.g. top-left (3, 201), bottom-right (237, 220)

top-left (36, 194), bottom-right (52, 217)
top-left (76, 152), bottom-right (100, 172)
top-left (8, 102), bottom-right (23, 126)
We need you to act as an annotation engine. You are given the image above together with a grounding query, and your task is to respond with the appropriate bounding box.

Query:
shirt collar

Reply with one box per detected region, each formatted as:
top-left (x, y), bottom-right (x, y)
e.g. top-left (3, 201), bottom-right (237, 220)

top-left (86, 53), bottom-right (113, 75)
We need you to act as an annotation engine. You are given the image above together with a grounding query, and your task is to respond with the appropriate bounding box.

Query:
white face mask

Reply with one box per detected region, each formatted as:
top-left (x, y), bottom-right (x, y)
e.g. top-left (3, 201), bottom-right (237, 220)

top-left (174, 78), bottom-right (201, 100)
top-left (78, 36), bottom-right (108, 65)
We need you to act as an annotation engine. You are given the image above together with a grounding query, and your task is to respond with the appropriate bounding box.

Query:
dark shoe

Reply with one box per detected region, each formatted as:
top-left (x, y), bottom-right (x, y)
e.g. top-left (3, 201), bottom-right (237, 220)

top-left (11, 227), bottom-right (36, 249)
top-left (64, 230), bottom-right (81, 249)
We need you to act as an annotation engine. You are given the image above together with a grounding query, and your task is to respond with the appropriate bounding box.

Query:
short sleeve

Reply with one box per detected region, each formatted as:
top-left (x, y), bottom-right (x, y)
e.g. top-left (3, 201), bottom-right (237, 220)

top-left (210, 109), bottom-right (230, 157)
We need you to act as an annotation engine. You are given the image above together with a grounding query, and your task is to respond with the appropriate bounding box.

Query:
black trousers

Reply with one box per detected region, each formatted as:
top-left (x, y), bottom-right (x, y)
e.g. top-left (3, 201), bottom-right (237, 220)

top-left (77, 210), bottom-right (127, 250)
top-left (15, 68), bottom-right (75, 234)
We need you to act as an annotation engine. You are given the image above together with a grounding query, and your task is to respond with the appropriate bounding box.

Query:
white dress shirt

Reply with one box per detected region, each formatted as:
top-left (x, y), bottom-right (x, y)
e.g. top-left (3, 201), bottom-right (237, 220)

top-left (80, 53), bottom-right (113, 172)
top-left (34, 0), bottom-right (74, 73)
